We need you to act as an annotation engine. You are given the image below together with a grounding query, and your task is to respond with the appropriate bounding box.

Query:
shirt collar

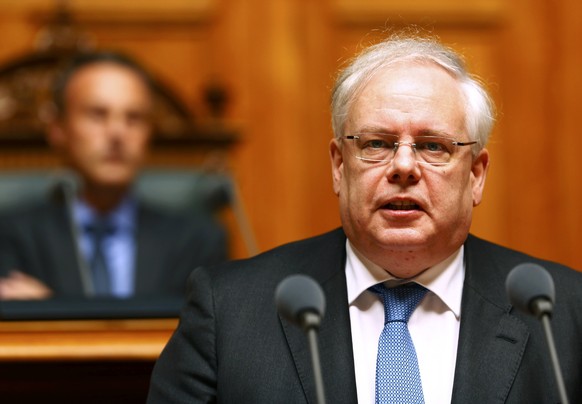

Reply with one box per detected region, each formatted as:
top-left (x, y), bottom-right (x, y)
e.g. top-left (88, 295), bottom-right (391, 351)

top-left (345, 240), bottom-right (465, 319)
top-left (73, 195), bottom-right (137, 232)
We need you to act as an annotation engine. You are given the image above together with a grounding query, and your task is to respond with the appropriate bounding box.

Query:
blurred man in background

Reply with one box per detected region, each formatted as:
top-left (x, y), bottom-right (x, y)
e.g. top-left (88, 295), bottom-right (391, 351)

top-left (0, 51), bottom-right (227, 300)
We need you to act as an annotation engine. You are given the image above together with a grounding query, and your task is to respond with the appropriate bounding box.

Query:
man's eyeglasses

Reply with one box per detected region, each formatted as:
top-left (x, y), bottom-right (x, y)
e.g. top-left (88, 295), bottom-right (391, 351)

top-left (342, 133), bottom-right (478, 166)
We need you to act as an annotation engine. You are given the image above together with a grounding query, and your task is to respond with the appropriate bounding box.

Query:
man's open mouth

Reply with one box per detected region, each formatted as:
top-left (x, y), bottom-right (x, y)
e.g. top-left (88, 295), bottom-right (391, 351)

top-left (384, 201), bottom-right (420, 210)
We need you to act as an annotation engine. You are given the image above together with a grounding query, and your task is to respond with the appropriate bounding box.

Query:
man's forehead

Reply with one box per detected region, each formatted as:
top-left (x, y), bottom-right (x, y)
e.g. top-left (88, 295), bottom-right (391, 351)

top-left (361, 62), bottom-right (460, 98)
top-left (65, 63), bottom-right (153, 109)
top-left (346, 63), bottom-right (465, 135)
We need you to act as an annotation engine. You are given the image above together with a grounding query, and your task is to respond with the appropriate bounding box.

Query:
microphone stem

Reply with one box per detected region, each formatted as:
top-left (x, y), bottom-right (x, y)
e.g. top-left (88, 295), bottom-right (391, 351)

top-left (306, 327), bottom-right (326, 404)
top-left (540, 314), bottom-right (569, 404)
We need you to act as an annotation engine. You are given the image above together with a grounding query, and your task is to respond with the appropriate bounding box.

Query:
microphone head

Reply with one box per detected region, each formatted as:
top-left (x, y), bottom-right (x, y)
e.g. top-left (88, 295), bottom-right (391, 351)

top-left (506, 263), bottom-right (555, 317)
top-left (275, 274), bottom-right (326, 331)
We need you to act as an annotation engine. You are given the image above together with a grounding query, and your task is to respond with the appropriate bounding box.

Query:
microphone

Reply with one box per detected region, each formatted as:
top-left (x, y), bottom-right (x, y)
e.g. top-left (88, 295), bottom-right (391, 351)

top-left (275, 275), bottom-right (326, 404)
top-left (506, 262), bottom-right (555, 318)
top-left (505, 263), bottom-right (569, 404)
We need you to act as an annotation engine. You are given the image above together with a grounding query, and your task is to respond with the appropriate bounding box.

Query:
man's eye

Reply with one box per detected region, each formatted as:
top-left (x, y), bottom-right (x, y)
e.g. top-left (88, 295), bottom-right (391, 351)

top-left (85, 108), bottom-right (107, 121)
top-left (126, 111), bottom-right (149, 126)
top-left (367, 140), bottom-right (388, 149)
top-left (419, 141), bottom-right (447, 152)
top-left (360, 136), bottom-right (395, 149)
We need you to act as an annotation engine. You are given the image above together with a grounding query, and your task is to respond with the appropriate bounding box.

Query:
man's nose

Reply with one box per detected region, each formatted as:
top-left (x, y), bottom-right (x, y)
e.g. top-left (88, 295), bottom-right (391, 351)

top-left (386, 143), bottom-right (421, 183)
top-left (105, 116), bottom-right (130, 137)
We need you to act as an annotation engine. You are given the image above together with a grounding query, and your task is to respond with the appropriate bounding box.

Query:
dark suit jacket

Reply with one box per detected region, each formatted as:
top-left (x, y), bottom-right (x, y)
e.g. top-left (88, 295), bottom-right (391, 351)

top-left (0, 192), bottom-right (227, 298)
top-left (147, 228), bottom-right (582, 403)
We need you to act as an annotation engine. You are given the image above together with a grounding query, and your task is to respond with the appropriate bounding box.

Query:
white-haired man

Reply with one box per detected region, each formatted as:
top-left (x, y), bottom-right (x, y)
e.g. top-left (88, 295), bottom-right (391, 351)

top-left (147, 34), bottom-right (582, 403)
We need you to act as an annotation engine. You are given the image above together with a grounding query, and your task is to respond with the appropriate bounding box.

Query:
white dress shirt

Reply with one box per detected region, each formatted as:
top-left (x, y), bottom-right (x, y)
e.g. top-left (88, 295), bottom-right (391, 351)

top-left (345, 240), bottom-right (464, 404)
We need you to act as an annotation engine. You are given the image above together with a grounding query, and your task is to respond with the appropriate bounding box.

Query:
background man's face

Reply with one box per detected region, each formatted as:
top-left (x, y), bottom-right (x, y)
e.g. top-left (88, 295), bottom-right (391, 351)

top-left (52, 62), bottom-right (152, 190)
top-left (330, 62), bottom-right (489, 277)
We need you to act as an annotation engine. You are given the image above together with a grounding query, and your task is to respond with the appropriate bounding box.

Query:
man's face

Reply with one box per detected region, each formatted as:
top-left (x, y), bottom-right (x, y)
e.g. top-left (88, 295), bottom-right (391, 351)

top-left (330, 62), bottom-right (489, 278)
top-left (51, 62), bottom-right (152, 190)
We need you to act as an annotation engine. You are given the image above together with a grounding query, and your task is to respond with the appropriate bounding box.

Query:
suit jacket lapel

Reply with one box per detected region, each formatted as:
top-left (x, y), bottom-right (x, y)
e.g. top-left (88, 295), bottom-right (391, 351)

top-left (134, 206), bottom-right (166, 294)
top-left (278, 229), bottom-right (358, 404)
top-left (319, 266), bottom-right (358, 403)
top-left (41, 197), bottom-right (89, 295)
top-left (451, 235), bottom-right (530, 403)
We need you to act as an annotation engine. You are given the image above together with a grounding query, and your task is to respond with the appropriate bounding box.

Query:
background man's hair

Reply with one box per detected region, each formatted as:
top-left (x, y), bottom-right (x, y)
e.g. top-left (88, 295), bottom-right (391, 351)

top-left (52, 51), bottom-right (155, 116)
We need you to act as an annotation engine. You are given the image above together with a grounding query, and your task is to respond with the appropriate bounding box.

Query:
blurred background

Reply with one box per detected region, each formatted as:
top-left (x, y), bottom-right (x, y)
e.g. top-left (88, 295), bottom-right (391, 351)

top-left (0, 0), bottom-right (580, 270)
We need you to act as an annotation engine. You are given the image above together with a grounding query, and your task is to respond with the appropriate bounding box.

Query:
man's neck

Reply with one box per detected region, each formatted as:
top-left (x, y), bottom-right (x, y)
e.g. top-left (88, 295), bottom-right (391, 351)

top-left (80, 184), bottom-right (130, 215)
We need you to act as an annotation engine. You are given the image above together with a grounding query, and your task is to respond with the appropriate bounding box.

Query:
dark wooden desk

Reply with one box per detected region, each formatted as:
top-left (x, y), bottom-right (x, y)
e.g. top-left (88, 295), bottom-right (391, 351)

top-left (0, 318), bottom-right (178, 403)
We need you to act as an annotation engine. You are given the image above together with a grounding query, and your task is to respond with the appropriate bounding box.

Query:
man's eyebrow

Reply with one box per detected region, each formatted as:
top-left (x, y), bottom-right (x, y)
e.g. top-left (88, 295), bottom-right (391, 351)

top-left (352, 126), bottom-right (396, 134)
top-left (418, 128), bottom-right (456, 138)
top-left (352, 127), bottom-right (457, 138)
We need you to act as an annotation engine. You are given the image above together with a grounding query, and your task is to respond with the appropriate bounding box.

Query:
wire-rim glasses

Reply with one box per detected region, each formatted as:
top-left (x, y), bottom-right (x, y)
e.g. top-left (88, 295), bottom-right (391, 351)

top-left (342, 133), bottom-right (478, 166)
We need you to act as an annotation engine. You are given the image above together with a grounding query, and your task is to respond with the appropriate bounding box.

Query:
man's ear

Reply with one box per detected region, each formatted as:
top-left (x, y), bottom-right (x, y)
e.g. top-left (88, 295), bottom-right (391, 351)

top-left (471, 148), bottom-right (490, 207)
top-left (329, 138), bottom-right (344, 196)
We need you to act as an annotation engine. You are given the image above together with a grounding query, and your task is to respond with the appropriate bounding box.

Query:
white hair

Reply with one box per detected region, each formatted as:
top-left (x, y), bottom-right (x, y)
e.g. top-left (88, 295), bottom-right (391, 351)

top-left (330, 35), bottom-right (495, 151)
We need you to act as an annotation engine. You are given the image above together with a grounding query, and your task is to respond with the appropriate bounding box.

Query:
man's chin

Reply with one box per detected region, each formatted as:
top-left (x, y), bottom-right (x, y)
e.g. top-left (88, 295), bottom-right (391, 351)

top-left (88, 172), bottom-right (135, 191)
top-left (373, 228), bottom-right (430, 251)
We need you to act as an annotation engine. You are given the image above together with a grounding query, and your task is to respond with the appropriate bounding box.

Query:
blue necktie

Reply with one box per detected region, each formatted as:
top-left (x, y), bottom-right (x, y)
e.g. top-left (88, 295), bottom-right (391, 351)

top-left (370, 283), bottom-right (428, 404)
top-left (87, 219), bottom-right (113, 297)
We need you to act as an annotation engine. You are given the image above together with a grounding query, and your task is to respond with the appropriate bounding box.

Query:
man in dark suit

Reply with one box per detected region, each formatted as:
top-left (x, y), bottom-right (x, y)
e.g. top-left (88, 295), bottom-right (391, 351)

top-left (147, 35), bottom-right (582, 403)
top-left (0, 52), bottom-right (227, 300)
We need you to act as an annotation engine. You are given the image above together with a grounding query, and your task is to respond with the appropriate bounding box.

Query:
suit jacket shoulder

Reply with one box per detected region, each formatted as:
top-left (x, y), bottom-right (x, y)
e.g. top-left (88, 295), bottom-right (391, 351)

top-left (149, 228), bottom-right (358, 404)
top-left (452, 234), bottom-right (582, 403)
top-left (203, 227), bottom-right (346, 282)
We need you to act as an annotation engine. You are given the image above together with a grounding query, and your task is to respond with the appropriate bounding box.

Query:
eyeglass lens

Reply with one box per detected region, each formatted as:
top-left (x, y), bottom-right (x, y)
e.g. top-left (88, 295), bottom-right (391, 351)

top-left (349, 133), bottom-right (467, 165)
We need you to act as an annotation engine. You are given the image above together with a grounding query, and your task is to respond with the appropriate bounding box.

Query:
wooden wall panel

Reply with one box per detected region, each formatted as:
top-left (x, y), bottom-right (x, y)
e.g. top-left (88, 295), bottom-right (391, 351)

top-left (556, 1), bottom-right (582, 268)
top-left (492, 0), bottom-right (582, 269)
top-left (210, 0), bottom-right (341, 256)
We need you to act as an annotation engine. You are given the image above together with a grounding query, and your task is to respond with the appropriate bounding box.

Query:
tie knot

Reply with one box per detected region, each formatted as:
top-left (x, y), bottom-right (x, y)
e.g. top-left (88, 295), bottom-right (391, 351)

top-left (370, 283), bottom-right (428, 323)
top-left (85, 218), bottom-right (115, 240)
